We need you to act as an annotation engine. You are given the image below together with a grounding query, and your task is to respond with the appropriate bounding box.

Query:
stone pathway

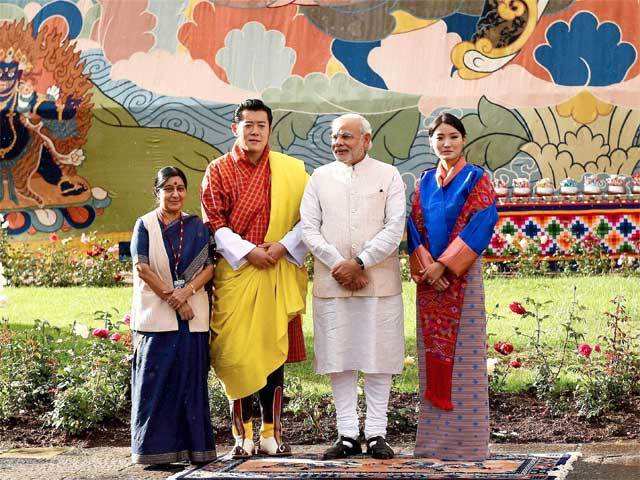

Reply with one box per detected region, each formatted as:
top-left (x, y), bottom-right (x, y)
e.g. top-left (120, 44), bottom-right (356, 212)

top-left (0, 441), bottom-right (638, 479)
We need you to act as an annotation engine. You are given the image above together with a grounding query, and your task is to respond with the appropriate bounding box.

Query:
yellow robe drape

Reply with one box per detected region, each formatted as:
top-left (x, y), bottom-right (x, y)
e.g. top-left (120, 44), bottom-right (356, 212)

top-left (210, 152), bottom-right (308, 400)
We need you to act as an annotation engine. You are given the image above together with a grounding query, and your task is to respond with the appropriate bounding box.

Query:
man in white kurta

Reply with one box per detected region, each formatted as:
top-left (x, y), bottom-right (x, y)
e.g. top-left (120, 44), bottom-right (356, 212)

top-left (300, 113), bottom-right (405, 460)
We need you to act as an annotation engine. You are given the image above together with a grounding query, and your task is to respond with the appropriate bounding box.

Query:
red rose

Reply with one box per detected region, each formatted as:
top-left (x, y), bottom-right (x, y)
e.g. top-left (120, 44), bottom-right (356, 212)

top-left (594, 344), bottom-right (601, 353)
top-left (509, 302), bottom-right (527, 315)
top-left (49, 233), bottom-right (59, 242)
top-left (113, 273), bottom-right (123, 283)
top-left (92, 328), bottom-right (109, 339)
top-left (494, 342), bottom-right (514, 355)
top-left (509, 360), bottom-right (522, 368)
top-left (577, 343), bottom-right (592, 358)
top-left (501, 342), bottom-right (514, 355)
top-left (109, 333), bottom-right (121, 342)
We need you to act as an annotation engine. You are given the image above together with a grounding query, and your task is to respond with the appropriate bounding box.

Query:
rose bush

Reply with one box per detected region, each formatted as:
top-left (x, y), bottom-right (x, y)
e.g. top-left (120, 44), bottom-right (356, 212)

top-left (0, 310), bottom-right (131, 434)
top-left (0, 231), bottom-right (130, 287)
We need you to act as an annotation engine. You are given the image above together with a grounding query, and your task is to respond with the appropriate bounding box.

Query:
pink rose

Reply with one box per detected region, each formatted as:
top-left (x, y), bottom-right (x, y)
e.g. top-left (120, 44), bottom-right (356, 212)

top-left (509, 302), bottom-right (527, 315)
top-left (577, 343), bottom-right (592, 358)
top-left (92, 328), bottom-right (109, 339)
top-left (509, 360), bottom-right (522, 369)
top-left (123, 313), bottom-right (131, 326)
top-left (109, 333), bottom-right (121, 342)
top-left (594, 344), bottom-right (601, 353)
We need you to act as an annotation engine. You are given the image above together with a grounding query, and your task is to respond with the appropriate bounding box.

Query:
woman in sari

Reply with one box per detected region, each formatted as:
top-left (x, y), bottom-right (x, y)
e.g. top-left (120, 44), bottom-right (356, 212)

top-left (407, 113), bottom-right (498, 461)
top-left (130, 166), bottom-right (216, 465)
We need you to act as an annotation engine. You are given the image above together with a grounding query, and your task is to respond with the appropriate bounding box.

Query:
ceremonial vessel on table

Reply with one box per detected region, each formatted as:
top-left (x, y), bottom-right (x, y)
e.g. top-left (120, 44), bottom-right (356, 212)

top-left (606, 175), bottom-right (627, 194)
top-left (512, 178), bottom-right (531, 196)
top-left (560, 178), bottom-right (579, 195)
top-left (493, 178), bottom-right (509, 197)
top-left (632, 174), bottom-right (640, 194)
top-left (583, 174), bottom-right (604, 195)
top-left (535, 178), bottom-right (555, 196)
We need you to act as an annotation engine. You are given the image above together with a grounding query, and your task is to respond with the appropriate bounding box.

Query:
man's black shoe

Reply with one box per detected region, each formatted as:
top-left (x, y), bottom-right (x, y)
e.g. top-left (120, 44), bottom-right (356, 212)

top-left (322, 436), bottom-right (362, 460)
top-left (366, 436), bottom-right (394, 460)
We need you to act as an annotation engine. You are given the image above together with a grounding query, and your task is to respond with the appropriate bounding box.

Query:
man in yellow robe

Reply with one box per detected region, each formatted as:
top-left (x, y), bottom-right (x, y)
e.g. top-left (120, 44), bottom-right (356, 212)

top-left (200, 99), bottom-right (308, 457)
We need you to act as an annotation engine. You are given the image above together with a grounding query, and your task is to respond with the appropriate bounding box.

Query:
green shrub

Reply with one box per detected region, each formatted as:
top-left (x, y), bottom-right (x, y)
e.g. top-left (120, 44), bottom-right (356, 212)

top-left (0, 311), bottom-right (131, 435)
top-left (0, 319), bottom-right (57, 420)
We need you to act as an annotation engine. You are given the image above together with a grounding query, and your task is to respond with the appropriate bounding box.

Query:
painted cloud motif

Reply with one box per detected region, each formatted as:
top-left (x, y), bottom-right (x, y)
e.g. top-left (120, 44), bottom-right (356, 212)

top-left (216, 21), bottom-right (296, 91)
top-left (535, 11), bottom-right (636, 86)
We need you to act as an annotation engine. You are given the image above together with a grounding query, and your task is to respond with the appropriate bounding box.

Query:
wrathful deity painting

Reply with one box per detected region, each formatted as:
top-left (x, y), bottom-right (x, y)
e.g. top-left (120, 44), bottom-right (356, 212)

top-left (1, 0), bottom-right (640, 238)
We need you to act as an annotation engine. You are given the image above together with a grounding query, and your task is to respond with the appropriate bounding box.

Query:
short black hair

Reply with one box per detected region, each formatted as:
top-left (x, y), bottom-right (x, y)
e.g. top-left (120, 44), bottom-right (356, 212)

top-left (427, 112), bottom-right (466, 138)
top-left (233, 98), bottom-right (273, 126)
top-left (154, 166), bottom-right (187, 195)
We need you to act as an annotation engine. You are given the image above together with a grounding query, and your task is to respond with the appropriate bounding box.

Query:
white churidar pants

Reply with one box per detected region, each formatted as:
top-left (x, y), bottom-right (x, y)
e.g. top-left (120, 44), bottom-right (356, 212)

top-left (329, 370), bottom-right (393, 440)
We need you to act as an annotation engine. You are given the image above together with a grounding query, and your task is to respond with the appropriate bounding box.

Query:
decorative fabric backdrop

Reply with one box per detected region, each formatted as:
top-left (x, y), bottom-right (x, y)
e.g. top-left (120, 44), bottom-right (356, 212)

top-left (488, 198), bottom-right (640, 258)
top-left (1, 0), bottom-right (639, 238)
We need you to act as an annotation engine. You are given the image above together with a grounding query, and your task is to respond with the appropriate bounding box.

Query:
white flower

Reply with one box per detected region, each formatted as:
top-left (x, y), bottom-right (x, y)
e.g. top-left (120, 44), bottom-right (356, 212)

top-left (61, 237), bottom-right (72, 245)
top-left (403, 355), bottom-right (416, 367)
top-left (59, 149), bottom-right (85, 167)
top-left (107, 244), bottom-right (119, 254)
top-left (486, 358), bottom-right (499, 376)
top-left (519, 238), bottom-right (529, 249)
top-left (80, 233), bottom-right (90, 244)
top-left (72, 323), bottom-right (90, 339)
top-left (539, 235), bottom-right (549, 245)
top-left (85, 258), bottom-right (95, 267)
top-left (505, 234), bottom-right (513, 243)
top-left (1, 219), bottom-right (8, 229)
top-left (0, 295), bottom-right (8, 307)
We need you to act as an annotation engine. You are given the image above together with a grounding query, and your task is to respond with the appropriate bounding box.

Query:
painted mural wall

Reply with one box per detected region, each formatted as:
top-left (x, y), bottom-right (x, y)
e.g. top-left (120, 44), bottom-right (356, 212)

top-left (1, 0), bottom-right (639, 239)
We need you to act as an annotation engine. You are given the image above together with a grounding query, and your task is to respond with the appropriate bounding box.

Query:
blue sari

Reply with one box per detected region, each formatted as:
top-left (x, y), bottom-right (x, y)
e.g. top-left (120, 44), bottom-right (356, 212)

top-left (129, 213), bottom-right (216, 464)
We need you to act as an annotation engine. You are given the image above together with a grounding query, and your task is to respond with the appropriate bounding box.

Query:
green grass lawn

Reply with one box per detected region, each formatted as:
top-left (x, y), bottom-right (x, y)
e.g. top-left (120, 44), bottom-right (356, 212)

top-left (3, 276), bottom-right (638, 395)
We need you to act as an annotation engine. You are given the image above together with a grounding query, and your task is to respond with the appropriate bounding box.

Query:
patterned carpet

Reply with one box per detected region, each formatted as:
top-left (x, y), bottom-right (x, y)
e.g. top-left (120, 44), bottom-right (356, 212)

top-left (170, 452), bottom-right (581, 479)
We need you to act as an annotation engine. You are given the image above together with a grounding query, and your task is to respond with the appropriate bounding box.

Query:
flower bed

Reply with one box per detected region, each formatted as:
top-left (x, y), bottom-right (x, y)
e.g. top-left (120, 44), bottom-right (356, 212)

top-left (0, 219), bottom-right (130, 287)
top-left (0, 310), bottom-right (131, 435)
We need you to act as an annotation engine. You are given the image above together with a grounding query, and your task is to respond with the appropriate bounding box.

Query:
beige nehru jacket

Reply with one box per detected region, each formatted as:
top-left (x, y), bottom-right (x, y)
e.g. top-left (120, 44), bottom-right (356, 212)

top-left (300, 156), bottom-right (406, 298)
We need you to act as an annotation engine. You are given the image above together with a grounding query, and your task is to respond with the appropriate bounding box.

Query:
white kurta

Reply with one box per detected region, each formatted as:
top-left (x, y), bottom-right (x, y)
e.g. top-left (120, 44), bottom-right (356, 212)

top-left (301, 157), bottom-right (406, 375)
top-left (312, 295), bottom-right (404, 374)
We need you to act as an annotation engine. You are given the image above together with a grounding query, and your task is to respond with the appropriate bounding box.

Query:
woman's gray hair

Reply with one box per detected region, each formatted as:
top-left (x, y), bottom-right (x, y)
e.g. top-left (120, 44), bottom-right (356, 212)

top-left (331, 113), bottom-right (372, 135)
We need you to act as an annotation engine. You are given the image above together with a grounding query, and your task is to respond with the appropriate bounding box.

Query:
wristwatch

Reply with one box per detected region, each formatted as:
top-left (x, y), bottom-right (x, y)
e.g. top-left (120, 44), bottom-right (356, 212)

top-left (354, 256), bottom-right (365, 270)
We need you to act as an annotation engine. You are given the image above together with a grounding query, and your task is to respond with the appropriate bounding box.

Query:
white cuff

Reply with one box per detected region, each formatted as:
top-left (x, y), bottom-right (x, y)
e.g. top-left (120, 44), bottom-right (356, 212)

top-left (279, 223), bottom-right (309, 267)
top-left (214, 227), bottom-right (255, 271)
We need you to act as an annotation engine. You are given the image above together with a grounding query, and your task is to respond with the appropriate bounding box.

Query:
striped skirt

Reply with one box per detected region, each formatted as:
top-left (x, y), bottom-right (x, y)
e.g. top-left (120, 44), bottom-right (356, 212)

top-left (414, 259), bottom-right (490, 461)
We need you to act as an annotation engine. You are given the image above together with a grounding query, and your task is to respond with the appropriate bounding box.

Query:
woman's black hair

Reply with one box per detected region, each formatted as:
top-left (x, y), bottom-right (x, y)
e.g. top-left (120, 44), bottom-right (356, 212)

top-left (427, 112), bottom-right (466, 138)
top-left (154, 166), bottom-right (188, 196)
